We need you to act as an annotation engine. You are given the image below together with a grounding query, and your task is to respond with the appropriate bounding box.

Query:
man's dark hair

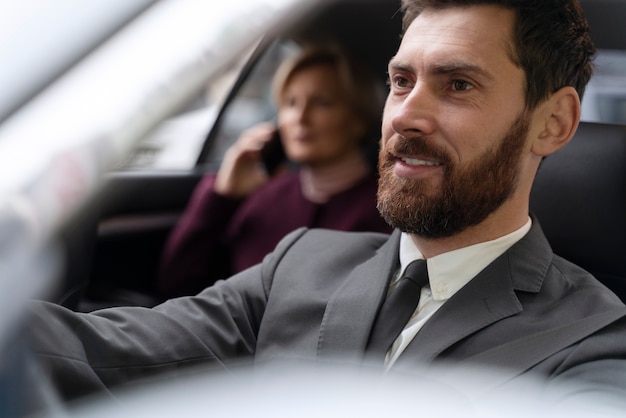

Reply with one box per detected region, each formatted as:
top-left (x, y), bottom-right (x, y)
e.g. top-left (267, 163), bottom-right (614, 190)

top-left (400, 0), bottom-right (596, 110)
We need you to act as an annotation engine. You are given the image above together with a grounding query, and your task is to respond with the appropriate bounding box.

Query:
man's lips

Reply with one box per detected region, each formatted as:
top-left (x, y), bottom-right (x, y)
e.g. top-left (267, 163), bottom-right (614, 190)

top-left (398, 156), bottom-right (442, 167)
top-left (384, 135), bottom-right (448, 172)
top-left (389, 153), bottom-right (444, 179)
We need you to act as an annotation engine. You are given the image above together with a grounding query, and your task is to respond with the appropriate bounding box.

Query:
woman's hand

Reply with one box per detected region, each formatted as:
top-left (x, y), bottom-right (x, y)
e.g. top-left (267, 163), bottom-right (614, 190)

top-left (214, 122), bottom-right (278, 198)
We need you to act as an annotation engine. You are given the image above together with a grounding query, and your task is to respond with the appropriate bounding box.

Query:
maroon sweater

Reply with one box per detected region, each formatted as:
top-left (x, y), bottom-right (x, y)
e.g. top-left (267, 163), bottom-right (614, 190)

top-left (158, 170), bottom-right (391, 297)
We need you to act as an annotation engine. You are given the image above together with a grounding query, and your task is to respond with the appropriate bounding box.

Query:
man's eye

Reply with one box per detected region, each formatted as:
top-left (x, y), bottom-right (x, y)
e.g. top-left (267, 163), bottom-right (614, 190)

top-left (452, 80), bottom-right (473, 91)
top-left (388, 75), bottom-right (409, 89)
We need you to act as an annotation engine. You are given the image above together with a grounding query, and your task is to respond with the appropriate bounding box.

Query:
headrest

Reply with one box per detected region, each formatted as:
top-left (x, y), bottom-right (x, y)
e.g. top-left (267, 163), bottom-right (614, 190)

top-left (530, 121), bottom-right (626, 301)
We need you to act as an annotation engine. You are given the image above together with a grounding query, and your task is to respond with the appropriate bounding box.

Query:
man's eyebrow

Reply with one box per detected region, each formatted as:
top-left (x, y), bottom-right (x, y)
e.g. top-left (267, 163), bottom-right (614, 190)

top-left (431, 62), bottom-right (494, 80)
top-left (388, 58), bottom-right (494, 81)
top-left (387, 59), bottom-right (412, 73)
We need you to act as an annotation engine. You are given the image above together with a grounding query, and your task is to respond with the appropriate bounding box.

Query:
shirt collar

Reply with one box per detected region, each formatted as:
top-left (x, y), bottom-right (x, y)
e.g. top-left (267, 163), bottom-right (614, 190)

top-left (398, 217), bottom-right (532, 301)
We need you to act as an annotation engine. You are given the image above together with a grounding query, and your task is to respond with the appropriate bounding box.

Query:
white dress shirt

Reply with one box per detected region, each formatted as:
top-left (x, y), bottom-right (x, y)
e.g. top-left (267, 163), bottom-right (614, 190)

top-left (384, 218), bottom-right (532, 370)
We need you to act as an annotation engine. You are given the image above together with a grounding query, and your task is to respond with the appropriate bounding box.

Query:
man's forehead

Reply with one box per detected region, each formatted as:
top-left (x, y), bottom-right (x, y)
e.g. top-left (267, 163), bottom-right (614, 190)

top-left (392, 6), bottom-right (516, 70)
top-left (406, 4), bottom-right (516, 32)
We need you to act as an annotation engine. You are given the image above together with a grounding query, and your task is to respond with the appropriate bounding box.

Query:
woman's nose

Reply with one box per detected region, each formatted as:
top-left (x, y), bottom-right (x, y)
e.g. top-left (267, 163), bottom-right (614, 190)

top-left (295, 103), bottom-right (312, 123)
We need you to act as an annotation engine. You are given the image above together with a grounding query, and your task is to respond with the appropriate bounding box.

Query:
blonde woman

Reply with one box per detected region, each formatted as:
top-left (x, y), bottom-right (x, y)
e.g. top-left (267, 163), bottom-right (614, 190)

top-left (158, 45), bottom-right (391, 297)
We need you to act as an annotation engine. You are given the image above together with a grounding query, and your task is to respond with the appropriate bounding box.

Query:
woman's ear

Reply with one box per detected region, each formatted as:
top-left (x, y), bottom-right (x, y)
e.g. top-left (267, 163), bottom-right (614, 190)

top-left (531, 86), bottom-right (581, 157)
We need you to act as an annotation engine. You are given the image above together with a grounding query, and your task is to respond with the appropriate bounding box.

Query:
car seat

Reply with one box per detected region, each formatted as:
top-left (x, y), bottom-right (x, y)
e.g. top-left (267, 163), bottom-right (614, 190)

top-left (530, 121), bottom-right (626, 302)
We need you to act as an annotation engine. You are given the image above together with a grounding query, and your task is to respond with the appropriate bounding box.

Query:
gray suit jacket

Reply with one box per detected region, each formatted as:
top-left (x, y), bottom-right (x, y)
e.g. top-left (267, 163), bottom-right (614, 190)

top-left (28, 219), bottom-right (626, 401)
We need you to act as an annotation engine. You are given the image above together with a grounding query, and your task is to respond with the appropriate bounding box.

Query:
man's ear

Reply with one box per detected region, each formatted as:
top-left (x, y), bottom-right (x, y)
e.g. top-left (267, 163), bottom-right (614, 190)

top-left (531, 86), bottom-right (581, 157)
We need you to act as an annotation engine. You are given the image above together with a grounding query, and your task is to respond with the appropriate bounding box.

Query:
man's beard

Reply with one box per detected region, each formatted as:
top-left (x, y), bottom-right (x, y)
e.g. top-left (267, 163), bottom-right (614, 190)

top-left (376, 113), bottom-right (529, 238)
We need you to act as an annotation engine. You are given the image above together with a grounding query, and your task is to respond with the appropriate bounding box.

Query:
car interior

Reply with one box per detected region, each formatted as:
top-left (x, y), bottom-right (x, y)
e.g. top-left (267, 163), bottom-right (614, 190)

top-left (47, 0), bottom-right (626, 312)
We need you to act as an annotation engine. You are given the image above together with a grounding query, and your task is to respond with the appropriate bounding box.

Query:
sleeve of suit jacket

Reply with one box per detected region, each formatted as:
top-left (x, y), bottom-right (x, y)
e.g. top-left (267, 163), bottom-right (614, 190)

top-left (26, 228), bottom-right (309, 402)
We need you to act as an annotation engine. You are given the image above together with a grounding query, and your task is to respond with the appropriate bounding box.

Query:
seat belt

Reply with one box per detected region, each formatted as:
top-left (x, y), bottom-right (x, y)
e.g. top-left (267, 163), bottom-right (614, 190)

top-left (455, 308), bottom-right (626, 393)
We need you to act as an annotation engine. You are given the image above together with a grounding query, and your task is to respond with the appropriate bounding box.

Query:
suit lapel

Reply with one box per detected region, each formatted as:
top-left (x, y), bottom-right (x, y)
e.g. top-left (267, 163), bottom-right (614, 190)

top-left (317, 230), bottom-right (402, 361)
top-left (397, 254), bottom-right (523, 365)
top-left (396, 219), bottom-right (553, 366)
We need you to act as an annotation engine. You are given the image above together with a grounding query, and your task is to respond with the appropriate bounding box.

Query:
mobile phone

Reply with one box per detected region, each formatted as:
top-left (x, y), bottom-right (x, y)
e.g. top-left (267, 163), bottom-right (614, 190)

top-left (260, 129), bottom-right (287, 175)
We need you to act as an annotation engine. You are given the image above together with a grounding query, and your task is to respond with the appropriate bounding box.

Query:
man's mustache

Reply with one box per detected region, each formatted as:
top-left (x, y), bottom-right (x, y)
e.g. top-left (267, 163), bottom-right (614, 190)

top-left (381, 135), bottom-right (450, 164)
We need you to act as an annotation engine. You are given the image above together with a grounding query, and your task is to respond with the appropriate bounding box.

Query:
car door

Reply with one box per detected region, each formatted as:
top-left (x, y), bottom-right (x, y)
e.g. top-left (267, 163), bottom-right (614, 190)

top-left (81, 39), bottom-right (295, 309)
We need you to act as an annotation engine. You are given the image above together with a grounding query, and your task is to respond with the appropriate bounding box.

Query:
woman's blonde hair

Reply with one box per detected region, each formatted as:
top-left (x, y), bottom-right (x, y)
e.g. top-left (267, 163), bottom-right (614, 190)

top-left (271, 43), bottom-right (385, 141)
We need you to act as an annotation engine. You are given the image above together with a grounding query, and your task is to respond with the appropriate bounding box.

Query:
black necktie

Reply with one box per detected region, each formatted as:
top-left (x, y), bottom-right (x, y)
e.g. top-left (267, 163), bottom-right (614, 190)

top-left (366, 259), bottom-right (429, 359)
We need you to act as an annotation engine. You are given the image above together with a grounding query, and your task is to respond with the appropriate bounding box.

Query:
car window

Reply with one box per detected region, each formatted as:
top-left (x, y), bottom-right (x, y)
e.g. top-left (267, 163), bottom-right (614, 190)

top-left (123, 39), bottom-right (300, 171)
top-left (201, 39), bottom-right (300, 168)
top-left (119, 48), bottom-right (248, 170)
top-left (582, 49), bottom-right (626, 124)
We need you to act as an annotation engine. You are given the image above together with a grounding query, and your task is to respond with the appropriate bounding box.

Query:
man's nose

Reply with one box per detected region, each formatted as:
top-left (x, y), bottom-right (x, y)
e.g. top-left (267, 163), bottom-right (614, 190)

top-left (389, 82), bottom-right (437, 137)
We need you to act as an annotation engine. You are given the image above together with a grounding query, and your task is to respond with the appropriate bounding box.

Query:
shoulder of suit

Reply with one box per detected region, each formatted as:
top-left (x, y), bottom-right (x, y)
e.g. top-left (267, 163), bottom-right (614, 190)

top-left (549, 253), bottom-right (625, 307)
top-left (302, 227), bottom-right (390, 241)
top-left (272, 227), bottom-right (391, 252)
top-left (284, 228), bottom-right (392, 256)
